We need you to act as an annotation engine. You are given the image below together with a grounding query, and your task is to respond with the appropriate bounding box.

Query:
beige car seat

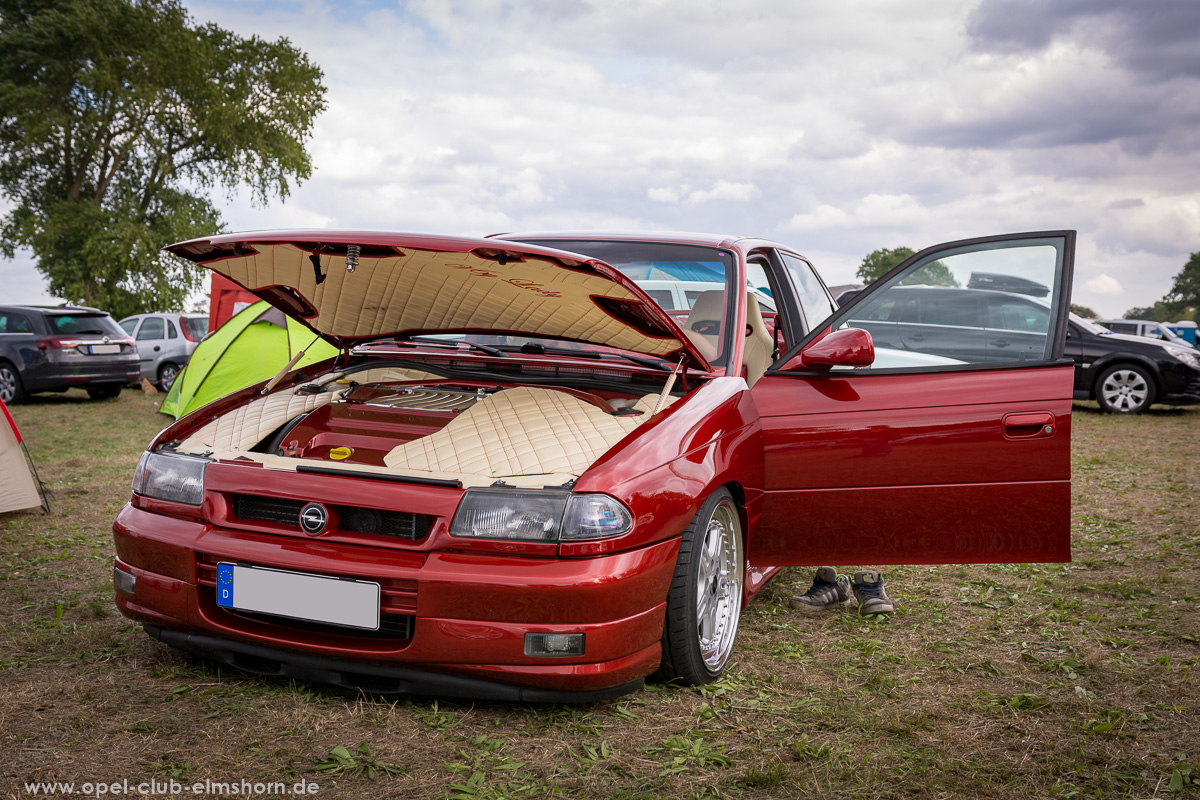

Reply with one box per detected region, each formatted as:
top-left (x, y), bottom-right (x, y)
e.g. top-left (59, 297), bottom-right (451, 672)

top-left (743, 295), bottom-right (774, 387)
top-left (683, 290), bottom-right (774, 386)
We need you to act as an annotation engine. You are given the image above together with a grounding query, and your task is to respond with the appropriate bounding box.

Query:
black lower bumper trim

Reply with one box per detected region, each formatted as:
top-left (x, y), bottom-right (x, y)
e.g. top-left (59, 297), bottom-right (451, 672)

top-left (143, 625), bottom-right (644, 703)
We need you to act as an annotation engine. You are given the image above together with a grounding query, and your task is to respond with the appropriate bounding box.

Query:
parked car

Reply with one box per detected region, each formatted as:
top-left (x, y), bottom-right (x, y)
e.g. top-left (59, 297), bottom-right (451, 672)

top-left (118, 312), bottom-right (209, 389)
top-left (0, 304), bottom-right (139, 403)
top-left (113, 229), bottom-right (1076, 701)
top-left (1066, 316), bottom-right (1200, 413)
top-left (846, 287), bottom-right (1200, 414)
top-left (1094, 319), bottom-right (1197, 349)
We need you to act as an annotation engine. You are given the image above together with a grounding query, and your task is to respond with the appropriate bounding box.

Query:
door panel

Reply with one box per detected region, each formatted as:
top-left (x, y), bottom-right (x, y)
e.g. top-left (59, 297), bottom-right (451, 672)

top-left (747, 231), bottom-right (1075, 567)
top-left (749, 365), bottom-right (1073, 565)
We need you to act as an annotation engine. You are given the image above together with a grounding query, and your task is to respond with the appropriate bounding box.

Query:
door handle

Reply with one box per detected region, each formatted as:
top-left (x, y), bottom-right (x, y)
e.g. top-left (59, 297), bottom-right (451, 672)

top-left (1003, 411), bottom-right (1054, 439)
top-left (908, 335), bottom-right (926, 342)
top-left (990, 340), bottom-right (1010, 347)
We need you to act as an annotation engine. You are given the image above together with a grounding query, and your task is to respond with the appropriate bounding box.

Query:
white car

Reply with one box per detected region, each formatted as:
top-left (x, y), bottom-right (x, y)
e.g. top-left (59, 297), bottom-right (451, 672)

top-left (117, 313), bottom-right (209, 389)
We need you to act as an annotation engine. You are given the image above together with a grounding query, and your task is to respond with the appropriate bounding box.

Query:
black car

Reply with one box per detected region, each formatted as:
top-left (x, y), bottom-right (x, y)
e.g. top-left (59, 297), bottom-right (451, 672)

top-left (849, 285), bottom-right (1052, 363)
top-left (1066, 316), bottom-right (1200, 414)
top-left (0, 305), bottom-right (140, 403)
top-left (846, 286), bottom-right (1200, 414)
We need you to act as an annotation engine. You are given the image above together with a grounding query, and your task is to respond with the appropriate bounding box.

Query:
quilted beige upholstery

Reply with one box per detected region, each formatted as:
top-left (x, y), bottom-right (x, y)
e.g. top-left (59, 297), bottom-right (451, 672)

top-left (178, 393), bottom-right (334, 454)
top-left (340, 366), bottom-right (441, 384)
top-left (384, 387), bottom-right (670, 477)
top-left (743, 296), bottom-right (774, 387)
top-left (204, 244), bottom-right (683, 357)
top-left (684, 290), bottom-right (726, 360)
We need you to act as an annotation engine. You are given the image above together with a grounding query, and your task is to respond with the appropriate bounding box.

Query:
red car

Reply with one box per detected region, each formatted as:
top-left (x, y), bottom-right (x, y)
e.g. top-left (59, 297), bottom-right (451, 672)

top-left (112, 230), bottom-right (1076, 701)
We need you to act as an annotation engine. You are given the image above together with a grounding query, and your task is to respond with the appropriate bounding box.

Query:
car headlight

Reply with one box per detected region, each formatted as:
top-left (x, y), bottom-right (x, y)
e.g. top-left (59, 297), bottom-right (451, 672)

top-left (450, 489), bottom-right (633, 542)
top-left (132, 451), bottom-right (208, 505)
top-left (1166, 346), bottom-right (1200, 369)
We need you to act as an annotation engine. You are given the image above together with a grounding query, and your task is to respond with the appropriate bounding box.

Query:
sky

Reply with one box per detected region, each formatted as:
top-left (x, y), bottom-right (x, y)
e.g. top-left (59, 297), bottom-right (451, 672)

top-left (3, 0), bottom-right (1199, 318)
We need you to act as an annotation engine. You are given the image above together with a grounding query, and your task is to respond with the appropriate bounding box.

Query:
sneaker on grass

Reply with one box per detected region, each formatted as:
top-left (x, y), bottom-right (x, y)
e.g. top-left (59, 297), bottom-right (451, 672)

top-left (789, 566), bottom-right (852, 612)
top-left (851, 570), bottom-right (894, 615)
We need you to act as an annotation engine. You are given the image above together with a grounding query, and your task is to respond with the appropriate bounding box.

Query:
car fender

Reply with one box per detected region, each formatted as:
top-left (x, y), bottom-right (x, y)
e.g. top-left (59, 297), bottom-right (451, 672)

top-left (1086, 352), bottom-right (1165, 397)
top-left (566, 377), bottom-right (765, 556)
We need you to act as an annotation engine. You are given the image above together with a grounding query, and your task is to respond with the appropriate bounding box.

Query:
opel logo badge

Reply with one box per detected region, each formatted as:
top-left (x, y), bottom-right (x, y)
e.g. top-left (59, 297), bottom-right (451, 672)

top-left (299, 502), bottom-right (329, 535)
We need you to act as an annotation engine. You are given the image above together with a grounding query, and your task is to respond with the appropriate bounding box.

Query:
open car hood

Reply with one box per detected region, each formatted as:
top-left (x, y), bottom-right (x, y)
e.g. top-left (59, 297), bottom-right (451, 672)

top-left (167, 231), bottom-right (710, 367)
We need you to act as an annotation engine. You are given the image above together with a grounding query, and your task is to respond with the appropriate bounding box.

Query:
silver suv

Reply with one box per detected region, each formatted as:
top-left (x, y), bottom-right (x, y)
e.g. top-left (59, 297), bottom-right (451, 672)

top-left (117, 313), bottom-right (208, 389)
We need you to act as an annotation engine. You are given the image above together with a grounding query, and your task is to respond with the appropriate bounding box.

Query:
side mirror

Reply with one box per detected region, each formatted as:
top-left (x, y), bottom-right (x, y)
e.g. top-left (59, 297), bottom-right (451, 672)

top-left (779, 327), bottom-right (875, 371)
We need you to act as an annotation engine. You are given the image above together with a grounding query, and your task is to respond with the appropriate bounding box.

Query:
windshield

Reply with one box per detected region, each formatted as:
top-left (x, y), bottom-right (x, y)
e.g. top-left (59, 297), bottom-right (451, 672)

top-left (513, 239), bottom-right (739, 365)
top-left (46, 313), bottom-right (126, 337)
top-left (1071, 314), bottom-right (1114, 336)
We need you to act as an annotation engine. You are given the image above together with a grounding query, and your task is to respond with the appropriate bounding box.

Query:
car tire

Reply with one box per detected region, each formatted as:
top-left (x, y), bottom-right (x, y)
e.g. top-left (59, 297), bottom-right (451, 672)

top-left (0, 360), bottom-right (26, 404)
top-left (1095, 364), bottom-right (1156, 414)
top-left (656, 487), bottom-right (744, 685)
top-left (86, 385), bottom-right (123, 400)
top-left (158, 362), bottom-right (180, 391)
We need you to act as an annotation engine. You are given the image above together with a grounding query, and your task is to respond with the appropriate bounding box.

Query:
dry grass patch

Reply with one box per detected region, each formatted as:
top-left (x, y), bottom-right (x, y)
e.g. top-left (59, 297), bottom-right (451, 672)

top-left (1, 394), bottom-right (1197, 799)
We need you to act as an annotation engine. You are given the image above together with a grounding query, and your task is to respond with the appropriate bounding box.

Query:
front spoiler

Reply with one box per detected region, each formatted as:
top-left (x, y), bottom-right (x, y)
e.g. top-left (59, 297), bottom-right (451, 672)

top-left (144, 625), bottom-right (645, 703)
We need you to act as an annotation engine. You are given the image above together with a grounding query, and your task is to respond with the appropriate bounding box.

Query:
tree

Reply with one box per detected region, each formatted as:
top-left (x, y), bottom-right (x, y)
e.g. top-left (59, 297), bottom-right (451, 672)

top-left (1069, 303), bottom-right (1098, 318)
top-left (1165, 251), bottom-right (1200, 320)
top-left (856, 247), bottom-right (916, 284)
top-left (857, 246), bottom-right (959, 287)
top-left (0, 0), bottom-right (327, 318)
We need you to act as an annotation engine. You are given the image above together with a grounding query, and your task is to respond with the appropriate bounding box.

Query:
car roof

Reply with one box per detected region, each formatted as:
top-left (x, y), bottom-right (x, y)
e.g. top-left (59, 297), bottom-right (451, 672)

top-left (0, 304), bottom-right (107, 314)
top-left (491, 230), bottom-right (799, 254)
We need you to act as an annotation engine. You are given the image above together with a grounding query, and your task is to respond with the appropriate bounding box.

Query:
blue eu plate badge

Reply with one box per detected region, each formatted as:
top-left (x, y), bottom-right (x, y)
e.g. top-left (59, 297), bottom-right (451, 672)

top-left (216, 563), bottom-right (234, 607)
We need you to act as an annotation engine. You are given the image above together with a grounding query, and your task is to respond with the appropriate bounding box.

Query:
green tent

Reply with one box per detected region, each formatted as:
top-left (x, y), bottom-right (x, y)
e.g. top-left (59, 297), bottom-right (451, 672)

top-left (161, 301), bottom-right (339, 418)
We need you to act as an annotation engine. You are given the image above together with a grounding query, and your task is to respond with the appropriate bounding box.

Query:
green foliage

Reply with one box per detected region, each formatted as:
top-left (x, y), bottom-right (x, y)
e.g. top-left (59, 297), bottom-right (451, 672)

top-left (312, 743), bottom-right (404, 780)
top-left (856, 247), bottom-right (916, 284)
top-left (1069, 303), bottom-right (1098, 318)
top-left (857, 246), bottom-right (959, 287)
top-left (1123, 252), bottom-right (1199, 322)
top-left (646, 735), bottom-right (733, 776)
top-left (1122, 300), bottom-right (1190, 322)
top-left (0, 0), bottom-right (327, 317)
top-left (1165, 251), bottom-right (1200, 317)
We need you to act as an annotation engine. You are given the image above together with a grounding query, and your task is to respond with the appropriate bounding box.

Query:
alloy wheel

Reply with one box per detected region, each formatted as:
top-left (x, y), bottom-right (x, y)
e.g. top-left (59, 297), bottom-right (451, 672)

top-left (695, 498), bottom-right (743, 671)
top-left (1100, 369), bottom-right (1150, 413)
top-left (0, 366), bottom-right (18, 404)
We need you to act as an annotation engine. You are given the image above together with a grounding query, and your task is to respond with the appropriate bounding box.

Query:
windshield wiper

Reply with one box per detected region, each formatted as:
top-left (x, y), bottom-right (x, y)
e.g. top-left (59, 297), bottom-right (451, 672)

top-left (510, 343), bottom-right (672, 371)
top-left (404, 336), bottom-right (507, 358)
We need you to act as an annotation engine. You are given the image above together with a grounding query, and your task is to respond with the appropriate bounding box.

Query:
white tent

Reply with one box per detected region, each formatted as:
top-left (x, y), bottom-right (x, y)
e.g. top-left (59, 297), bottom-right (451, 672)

top-left (1, 399), bottom-right (46, 514)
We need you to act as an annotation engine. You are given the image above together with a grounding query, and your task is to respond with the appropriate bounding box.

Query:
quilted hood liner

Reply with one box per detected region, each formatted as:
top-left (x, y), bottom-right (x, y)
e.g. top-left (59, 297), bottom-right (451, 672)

top-left (166, 230), bottom-right (709, 366)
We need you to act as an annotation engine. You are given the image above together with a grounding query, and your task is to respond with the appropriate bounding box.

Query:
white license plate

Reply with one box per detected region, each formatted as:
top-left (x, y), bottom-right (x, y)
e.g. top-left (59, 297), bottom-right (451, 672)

top-left (216, 563), bottom-right (380, 630)
top-left (89, 344), bottom-right (120, 354)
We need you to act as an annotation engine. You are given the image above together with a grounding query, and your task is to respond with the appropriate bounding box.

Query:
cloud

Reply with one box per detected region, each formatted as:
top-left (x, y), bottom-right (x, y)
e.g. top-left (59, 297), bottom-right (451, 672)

top-left (1084, 273), bottom-right (1124, 296)
top-left (1, 0), bottom-right (1196, 318)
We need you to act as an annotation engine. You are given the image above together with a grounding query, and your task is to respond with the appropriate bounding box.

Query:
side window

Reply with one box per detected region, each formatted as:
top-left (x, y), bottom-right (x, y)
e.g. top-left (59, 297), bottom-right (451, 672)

top-left (137, 317), bottom-right (165, 341)
top-left (1107, 322), bottom-right (1136, 335)
top-left (985, 297), bottom-right (1049, 332)
top-left (120, 318), bottom-right (138, 336)
top-left (839, 238), bottom-right (1064, 369)
top-left (923, 294), bottom-right (983, 326)
top-left (0, 314), bottom-right (33, 333)
top-left (779, 253), bottom-right (836, 330)
top-left (166, 319), bottom-right (179, 339)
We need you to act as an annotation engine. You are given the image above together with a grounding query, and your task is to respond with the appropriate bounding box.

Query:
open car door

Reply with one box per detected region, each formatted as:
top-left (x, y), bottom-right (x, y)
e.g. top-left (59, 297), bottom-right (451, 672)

top-left (748, 231), bottom-right (1075, 565)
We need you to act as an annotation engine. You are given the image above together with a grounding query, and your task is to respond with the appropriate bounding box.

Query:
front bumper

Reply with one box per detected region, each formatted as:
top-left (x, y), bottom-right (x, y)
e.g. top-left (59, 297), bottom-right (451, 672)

top-left (144, 626), bottom-right (645, 702)
top-left (1161, 367), bottom-right (1200, 405)
top-left (113, 503), bottom-right (677, 698)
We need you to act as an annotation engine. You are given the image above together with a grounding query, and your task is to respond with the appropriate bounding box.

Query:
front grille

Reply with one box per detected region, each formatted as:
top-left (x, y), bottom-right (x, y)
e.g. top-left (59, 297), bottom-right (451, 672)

top-left (227, 608), bottom-right (414, 640)
top-left (233, 494), bottom-right (299, 525)
top-left (231, 494), bottom-right (434, 540)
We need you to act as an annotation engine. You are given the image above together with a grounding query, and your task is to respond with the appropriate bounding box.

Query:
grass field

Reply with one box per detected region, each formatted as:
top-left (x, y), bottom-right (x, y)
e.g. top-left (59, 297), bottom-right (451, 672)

top-left (1, 390), bottom-right (1197, 800)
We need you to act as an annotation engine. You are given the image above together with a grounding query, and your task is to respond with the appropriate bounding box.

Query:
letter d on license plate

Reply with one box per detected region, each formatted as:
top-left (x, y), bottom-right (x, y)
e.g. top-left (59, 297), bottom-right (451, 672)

top-left (216, 563), bottom-right (380, 630)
